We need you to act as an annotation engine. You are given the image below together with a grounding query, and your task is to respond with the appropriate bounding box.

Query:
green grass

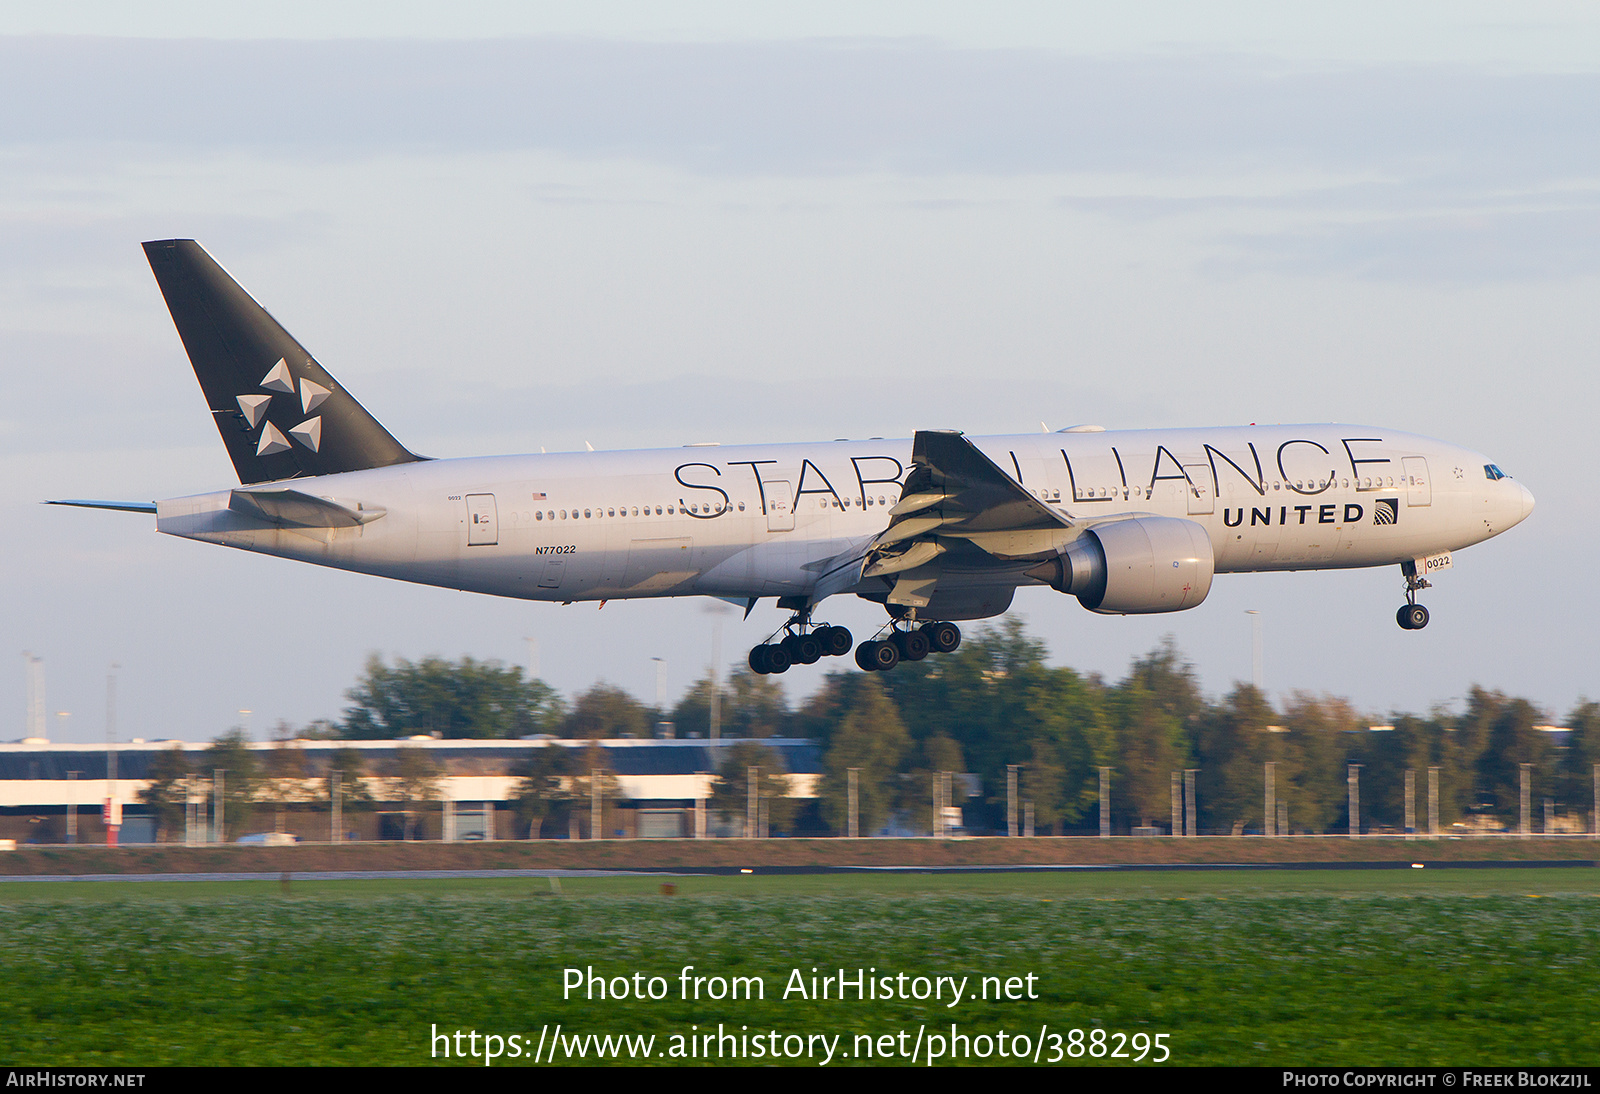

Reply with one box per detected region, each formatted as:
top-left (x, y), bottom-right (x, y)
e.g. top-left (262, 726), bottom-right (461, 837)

top-left (2, 869), bottom-right (1597, 1066)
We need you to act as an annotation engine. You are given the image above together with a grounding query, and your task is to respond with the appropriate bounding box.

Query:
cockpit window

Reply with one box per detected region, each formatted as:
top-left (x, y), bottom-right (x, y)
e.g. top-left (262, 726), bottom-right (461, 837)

top-left (1484, 464), bottom-right (1508, 480)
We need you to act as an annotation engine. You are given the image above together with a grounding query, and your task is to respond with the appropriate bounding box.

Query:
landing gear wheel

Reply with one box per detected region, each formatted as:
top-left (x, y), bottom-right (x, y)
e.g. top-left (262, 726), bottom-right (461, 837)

top-left (783, 632), bottom-right (823, 665)
top-left (893, 628), bottom-right (930, 662)
top-left (1398, 604), bottom-right (1429, 630)
top-left (749, 646), bottom-right (772, 674)
top-left (857, 640), bottom-right (900, 672)
top-left (922, 621), bottom-right (961, 654)
top-left (764, 643), bottom-right (792, 673)
top-left (817, 625), bottom-right (854, 658)
top-left (1398, 562), bottom-right (1433, 632)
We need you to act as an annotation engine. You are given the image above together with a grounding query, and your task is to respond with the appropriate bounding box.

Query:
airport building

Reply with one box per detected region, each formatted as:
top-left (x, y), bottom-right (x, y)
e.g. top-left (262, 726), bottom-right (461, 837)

top-left (0, 737), bottom-right (823, 844)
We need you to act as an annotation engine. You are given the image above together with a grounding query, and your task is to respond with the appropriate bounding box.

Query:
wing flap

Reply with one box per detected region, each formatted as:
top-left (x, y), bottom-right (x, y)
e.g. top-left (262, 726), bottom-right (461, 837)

top-left (853, 430), bottom-right (1083, 614)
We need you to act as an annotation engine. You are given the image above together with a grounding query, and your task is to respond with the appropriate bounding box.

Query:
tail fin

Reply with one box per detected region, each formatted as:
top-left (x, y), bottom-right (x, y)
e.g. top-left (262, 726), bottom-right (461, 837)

top-left (143, 239), bottom-right (425, 484)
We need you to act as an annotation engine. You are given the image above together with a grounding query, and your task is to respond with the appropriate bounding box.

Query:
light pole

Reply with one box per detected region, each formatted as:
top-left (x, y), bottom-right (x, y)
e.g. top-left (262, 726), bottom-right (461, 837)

top-left (1429, 767), bottom-right (1440, 836)
top-left (106, 663), bottom-right (120, 846)
top-left (66, 771), bottom-right (80, 843)
top-left (1520, 763), bottom-right (1531, 839)
top-left (1185, 769), bottom-right (1198, 837)
top-left (1246, 610), bottom-right (1263, 691)
top-left (1348, 764), bottom-right (1363, 838)
top-left (1405, 769), bottom-right (1416, 838)
top-left (1007, 764), bottom-right (1019, 837)
top-left (847, 768), bottom-right (860, 839)
top-left (22, 653), bottom-right (44, 740)
top-left (1171, 771), bottom-right (1182, 837)
top-left (1265, 761), bottom-right (1276, 837)
top-left (1099, 766), bottom-right (1111, 839)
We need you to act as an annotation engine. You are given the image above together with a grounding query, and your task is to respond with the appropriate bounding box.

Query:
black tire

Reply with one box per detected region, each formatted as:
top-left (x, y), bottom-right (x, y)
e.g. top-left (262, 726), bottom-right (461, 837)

top-left (895, 628), bottom-right (930, 661)
top-left (1403, 604), bottom-right (1429, 630)
top-left (867, 639), bottom-right (900, 671)
top-left (764, 644), bottom-right (792, 673)
top-left (749, 646), bottom-right (771, 674)
top-left (923, 621), bottom-right (961, 654)
top-left (1396, 606), bottom-right (1414, 630)
top-left (788, 633), bottom-right (822, 665)
top-left (819, 625), bottom-right (854, 657)
top-left (855, 643), bottom-right (878, 671)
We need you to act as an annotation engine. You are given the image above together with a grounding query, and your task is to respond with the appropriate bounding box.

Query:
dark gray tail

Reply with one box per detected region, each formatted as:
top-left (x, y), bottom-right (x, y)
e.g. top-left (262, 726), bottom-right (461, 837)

top-left (143, 239), bottom-right (425, 484)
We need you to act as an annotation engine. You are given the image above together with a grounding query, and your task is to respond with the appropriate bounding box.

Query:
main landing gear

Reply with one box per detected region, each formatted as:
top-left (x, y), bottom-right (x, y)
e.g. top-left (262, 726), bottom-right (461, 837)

top-left (1397, 562), bottom-right (1431, 630)
top-left (748, 618), bottom-right (855, 675)
top-left (855, 620), bottom-right (962, 672)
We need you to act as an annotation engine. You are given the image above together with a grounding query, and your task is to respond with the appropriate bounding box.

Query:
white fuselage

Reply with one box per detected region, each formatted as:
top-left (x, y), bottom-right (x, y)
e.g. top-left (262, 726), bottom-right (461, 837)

top-left (154, 424), bottom-right (1534, 611)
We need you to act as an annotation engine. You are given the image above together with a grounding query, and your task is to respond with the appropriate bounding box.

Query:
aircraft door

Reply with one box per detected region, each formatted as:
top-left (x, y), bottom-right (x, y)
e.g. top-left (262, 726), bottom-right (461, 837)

top-left (1183, 464), bottom-right (1214, 515)
top-left (1403, 457), bottom-right (1431, 507)
top-left (765, 481), bottom-right (794, 532)
top-left (465, 494), bottom-right (498, 545)
top-left (537, 558), bottom-right (565, 588)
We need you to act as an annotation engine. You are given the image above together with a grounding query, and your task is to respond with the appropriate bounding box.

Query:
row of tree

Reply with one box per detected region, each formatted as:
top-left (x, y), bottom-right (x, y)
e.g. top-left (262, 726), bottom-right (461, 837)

top-left (237, 623), bottom-right (1597, 836)
top-left (799, 625), bottom-right (1597, 835)
top-left (138, 728), bottom-right (790, 840)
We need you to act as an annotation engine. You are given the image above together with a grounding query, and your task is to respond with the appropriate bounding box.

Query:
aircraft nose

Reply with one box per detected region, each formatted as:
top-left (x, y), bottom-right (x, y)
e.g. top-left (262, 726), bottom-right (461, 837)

top-left (1517, 482), bottom-right (1535, 523)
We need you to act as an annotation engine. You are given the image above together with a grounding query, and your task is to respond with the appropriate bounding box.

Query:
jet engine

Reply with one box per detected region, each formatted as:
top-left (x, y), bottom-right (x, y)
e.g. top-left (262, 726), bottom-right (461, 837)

top-left (1024, 516), bottom-right (1214, 614)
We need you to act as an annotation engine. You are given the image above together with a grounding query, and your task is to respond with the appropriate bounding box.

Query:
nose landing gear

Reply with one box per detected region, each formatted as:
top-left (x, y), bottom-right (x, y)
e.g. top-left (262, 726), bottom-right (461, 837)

top-left (1397, 561), bottom-right (1431, 630)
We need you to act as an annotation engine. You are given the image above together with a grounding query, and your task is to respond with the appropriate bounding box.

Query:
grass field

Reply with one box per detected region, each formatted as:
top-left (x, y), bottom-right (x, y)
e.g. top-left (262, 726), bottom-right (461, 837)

top-left (3, 869), bottom-right (1597, 1067)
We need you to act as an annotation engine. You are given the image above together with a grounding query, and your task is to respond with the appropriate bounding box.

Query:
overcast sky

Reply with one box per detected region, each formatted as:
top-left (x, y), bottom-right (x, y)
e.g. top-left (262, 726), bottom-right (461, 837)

top-left (3, 4), bottom-right (1595, 743)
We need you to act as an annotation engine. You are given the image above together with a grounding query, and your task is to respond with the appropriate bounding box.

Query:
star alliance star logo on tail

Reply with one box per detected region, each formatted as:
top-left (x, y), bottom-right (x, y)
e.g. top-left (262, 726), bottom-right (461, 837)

top-left (235, 358), bottom-right (329, 455)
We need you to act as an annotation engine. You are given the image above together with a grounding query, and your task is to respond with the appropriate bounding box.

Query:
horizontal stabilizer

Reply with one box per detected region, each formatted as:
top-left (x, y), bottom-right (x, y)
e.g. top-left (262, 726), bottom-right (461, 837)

top-left (228, 489), bottom-right (384, 529)
top-left (45, 499), bottom-right (157, 514)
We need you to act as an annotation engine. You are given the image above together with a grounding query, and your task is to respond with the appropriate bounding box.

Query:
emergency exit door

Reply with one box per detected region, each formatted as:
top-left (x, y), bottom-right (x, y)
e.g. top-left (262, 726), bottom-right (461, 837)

top-left (765, 481), bottom-right (794, 532)
top-left (1402, 458), bottom-right (1431, 507)
top-left (465, 494), bottom-right (498, 545)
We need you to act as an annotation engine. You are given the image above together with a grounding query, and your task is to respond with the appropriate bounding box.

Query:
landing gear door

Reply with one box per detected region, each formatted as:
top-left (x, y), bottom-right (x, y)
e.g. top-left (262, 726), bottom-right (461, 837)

top-left (465, 493), bottom-right (498, 545)
top-left (1402, 457), bottom-right (1431, 507)
top-left (766, 481), bottom-right (794, 532)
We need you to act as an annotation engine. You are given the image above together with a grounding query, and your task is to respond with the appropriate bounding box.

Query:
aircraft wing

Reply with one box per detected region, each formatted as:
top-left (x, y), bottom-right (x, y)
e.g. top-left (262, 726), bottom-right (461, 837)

top-left (855, 430), bottom-right (1082, 611)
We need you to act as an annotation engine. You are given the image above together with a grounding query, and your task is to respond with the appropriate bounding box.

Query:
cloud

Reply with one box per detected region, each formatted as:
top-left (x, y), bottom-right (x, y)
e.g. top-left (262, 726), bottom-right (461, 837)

top-left (1212, 205), bottom-right (1600, 282)
top-left (1, 37), bottom-right (1596, 184)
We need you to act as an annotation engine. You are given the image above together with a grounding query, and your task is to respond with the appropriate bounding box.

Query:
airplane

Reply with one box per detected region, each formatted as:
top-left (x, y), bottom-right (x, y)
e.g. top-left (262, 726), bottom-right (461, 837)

top-left (51, 240), bottom-right (1535, 675)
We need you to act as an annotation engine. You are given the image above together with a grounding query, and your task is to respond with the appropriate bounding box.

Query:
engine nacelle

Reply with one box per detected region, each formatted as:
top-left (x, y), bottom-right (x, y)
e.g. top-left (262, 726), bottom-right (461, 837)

top-left (1024, 516), bottom-right (1214, 614)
